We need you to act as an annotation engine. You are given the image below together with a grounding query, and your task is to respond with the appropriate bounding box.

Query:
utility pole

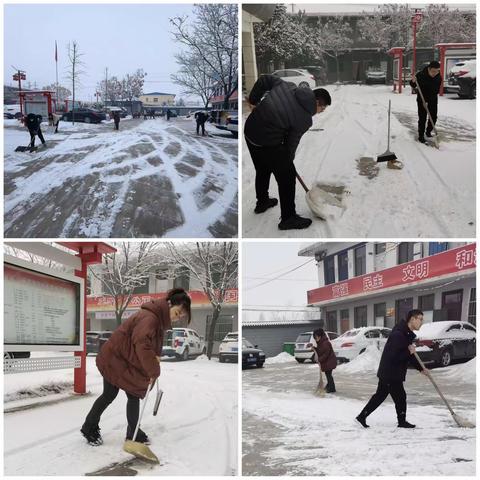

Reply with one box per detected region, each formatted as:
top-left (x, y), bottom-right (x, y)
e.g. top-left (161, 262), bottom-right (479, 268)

top-left (105, 67), bottom-right (108, 107)
top-left (12, 66), bottom-right (26, 118)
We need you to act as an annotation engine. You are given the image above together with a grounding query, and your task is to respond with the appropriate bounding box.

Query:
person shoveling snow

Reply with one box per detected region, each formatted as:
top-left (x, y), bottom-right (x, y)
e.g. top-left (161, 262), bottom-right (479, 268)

top-left (311, 328), bottom-right (337, 395)
top-left (81, 288), bottom-right (192, 463)
top-left (356, 309), bottom-right (428, 429)
top-left (15, 113), bottom-right (47, 152)
top-left (244, 74), bottom-right (331, 230)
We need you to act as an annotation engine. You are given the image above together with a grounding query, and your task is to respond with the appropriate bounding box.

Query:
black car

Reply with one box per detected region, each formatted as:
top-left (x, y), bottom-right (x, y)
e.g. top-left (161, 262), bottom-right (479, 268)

top-left (457, 75), bottom-right (476, 99)
top-left (242, 339), bottom-right (266, 369)
top-left (86, 331), bottom-right (112, 354)
top-left (301, 65), bottom-right (328, 86)
top-left (62, 108), bottom-right (107, 123)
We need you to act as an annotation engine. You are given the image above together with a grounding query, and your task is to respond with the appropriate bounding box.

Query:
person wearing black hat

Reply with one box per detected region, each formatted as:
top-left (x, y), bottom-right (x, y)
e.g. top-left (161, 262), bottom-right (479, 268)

top-left (355, 310), bottom-right (428, 429)
top-left (244, 75), bottom-right (331, 230)
top-left (410, 61), bottom-right (442, 144)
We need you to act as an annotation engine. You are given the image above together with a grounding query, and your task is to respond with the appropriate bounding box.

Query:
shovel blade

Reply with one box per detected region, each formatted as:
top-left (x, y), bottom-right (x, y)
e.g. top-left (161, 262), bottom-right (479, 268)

top-left (305, 188), bottom-right (329, 219)
top-left (452, 413), bottom-right (475, 429)
top-left (123, 440), bottom-right (159, 463)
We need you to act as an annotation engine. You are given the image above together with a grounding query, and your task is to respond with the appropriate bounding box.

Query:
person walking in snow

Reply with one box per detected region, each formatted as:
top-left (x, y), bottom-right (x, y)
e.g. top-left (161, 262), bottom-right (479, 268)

top-left (312, 328), bottom-right (337, 393)
top-left (244, 75), bottom-right (331, 230)
top-left (410, 60), bottom-right (442, 144)
top-left (25, 113), bottom-right (46, 151)
top-left (80, 288), bottom-right (192, 446)
top-left (113, 110), bottom-right (120, 131)
top-left (166, 109), bottom-right (172, 121)
top-left (195, 110), bottom-right (209, 136)
top-left (356, 310), bottom-right (428, 429)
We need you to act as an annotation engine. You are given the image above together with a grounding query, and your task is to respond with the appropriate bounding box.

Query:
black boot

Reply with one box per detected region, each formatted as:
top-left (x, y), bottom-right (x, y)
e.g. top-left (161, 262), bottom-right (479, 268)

top-left (278, 214), bottom-right (312, 230)
top-left (356, 412), bottom-right (370, 428)
top-left (418, 136), bottom-right (426, 144)
top-left (398, 419), bottom-right (416, 428)
top-left (81, 424), bottom-right (103, 446)
top-left (126, 428), bottom-right (150, 445)
top-left (254, 198), bottom-right (278, 214)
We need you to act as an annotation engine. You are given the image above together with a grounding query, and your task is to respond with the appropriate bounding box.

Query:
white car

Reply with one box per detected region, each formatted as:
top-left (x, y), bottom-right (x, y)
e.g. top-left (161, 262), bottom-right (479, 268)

top-left (294, 331), bottom-right (339, 363)
top-left (446, 59), bottom-right (476, 94)
top-left (162, 328), bottom-right (206, 361)
top-left (331, 327), bottom-right (391, 363)
top-left (272, 69), bottom-right (316, 89)
top-left (218, 331), bottom-right (238, 363)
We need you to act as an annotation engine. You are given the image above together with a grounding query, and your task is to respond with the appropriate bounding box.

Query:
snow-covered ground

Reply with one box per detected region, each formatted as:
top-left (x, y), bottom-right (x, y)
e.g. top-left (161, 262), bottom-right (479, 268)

top-left (243, 354), bottom-right (476, 476)
top-left (243, 84), bottom-right (476, 237)
top-left (4, 354), bottom-right (238, 475)
top-left (4, 116), bottom-right (238, 238)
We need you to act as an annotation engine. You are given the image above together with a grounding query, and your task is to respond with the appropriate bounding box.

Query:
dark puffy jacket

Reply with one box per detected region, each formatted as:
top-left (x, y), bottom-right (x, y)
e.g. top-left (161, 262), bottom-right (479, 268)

top-left (96, 299), bottom-right (171, 398)
top-left (26, 113), bottom-right (42, 132)
top-left (377, 320), bottom-right (422, 382)
top-left (410, 66), bottom-right (442, 104)
top-left (244, 75), bottom-right (317, 161)
top-left (313, 336), bottom-right (337, 372)
top-left (195, 111), bottom-right (208, 123)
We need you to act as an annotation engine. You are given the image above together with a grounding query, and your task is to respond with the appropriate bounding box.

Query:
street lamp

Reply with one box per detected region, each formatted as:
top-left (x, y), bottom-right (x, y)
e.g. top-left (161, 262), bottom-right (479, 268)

top-left (411, 9), bottom-right (423, 82)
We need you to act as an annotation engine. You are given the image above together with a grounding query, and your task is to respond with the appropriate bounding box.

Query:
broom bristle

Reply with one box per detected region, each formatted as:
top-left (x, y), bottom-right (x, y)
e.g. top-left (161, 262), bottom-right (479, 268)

top-left (377, 151), bottom-right (398, 162)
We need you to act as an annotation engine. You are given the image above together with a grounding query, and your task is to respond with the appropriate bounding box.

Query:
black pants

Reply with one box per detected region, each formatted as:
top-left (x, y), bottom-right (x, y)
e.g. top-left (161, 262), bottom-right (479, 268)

top-left (245, 139), bottom-right (296, 220)
top-left (29, 127), bottom-right (46, 147)
top-left (83, 377), bottom-right (140, 437)
top-left (114, 120), bottom-right (120, 131)
top-left (417, 100), bottom-right (437, 138)
top-left (361, 379), bottom-right (407, 421)
top-left (196, 121), bottom-right (206, 135)
top-left (325, 370), bottom-right (336, 392)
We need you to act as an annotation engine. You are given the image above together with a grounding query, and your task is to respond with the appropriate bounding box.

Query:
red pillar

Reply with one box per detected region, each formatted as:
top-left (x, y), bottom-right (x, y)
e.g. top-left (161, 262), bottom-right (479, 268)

top-left (74, 257), bottom-right (88, 394)
top-left (439, 46), bottom-right (446, 96)
top-left (399, 54), bottom-right (403, 94)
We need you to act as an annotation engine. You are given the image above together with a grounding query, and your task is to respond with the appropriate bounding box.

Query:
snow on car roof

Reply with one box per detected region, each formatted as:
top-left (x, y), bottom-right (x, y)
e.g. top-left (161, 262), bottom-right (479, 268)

top-left (416, 321), bottom-right (470, 338)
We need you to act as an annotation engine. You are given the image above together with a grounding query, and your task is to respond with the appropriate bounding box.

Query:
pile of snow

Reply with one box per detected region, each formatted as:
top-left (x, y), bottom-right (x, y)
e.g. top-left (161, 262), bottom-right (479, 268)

top-left (265, 352), bottom-right (295, 365)
top-left (337, 345), bottom-right (381, 374)
top-left (437, 358), bottom-right (476, 384)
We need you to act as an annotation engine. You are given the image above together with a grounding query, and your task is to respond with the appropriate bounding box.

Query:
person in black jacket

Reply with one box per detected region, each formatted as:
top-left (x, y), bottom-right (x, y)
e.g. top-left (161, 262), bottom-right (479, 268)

top-left (25, 113), bottom-right (46, 151)
top-left (356, 310), bottom-right (428, 429)
top-left (244, 75), bottom-right (331, 230)
top-left (112, 110), bottom-right (120, 131)
top-left (195, 111), bottom-right (209, 136)
top-left (409, 61), bottom-right (442, 143)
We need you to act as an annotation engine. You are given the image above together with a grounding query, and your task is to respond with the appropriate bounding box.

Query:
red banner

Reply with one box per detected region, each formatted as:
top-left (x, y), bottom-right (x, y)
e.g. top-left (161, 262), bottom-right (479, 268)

top-left (308, 244), bottom-right (476, 305)
top-left (87, 289), bottom-right (238, 311)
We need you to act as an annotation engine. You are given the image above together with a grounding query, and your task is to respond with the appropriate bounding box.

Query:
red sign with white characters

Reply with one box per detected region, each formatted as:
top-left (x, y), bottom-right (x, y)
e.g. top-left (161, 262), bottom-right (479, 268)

top-left (87, 289), bottom-right (238, 311)
top-left (307, 244), bottom-right (476, 305)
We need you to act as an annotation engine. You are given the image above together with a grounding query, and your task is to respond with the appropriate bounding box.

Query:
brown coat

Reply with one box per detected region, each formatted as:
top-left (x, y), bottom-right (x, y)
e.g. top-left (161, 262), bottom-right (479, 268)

top-left (96, 299), bottom-right (171, 398)
top-left (313, 336), bottom-right (337, 372)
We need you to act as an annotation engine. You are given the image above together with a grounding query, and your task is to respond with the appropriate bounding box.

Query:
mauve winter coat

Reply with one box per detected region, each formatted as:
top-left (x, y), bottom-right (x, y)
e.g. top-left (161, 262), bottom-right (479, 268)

top-left (313, 336), bottom-right (337, 372)
top-left (96, 299), bottom-right (171, 398)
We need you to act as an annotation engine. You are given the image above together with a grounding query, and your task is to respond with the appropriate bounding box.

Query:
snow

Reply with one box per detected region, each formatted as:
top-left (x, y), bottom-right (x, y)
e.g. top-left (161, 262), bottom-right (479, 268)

top-left (243, 84), bottom-right (475, 237)
top-left (337, 344), bottom-right (381, 373)
top-left (437, 358), bottom-right (476, 384)
top-left (4, 354), bottom-right (237, 475)
top-left (265, 352), bottom-right (295, 364)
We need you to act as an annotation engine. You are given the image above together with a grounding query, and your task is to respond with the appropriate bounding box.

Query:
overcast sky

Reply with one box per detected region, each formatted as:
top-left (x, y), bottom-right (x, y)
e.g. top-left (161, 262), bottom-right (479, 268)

top-left (243, 242), bottom-right (319, 323)
top-left (4, 4), bottom-right (197, 102)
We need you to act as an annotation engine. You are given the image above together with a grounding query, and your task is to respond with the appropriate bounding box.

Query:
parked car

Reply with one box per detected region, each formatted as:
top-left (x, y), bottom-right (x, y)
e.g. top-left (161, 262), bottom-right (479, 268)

top-left (455, 60), bottom-right (476, 99)
top-left (445, 60), bottom-right (476, 96)
top-left (242, 338), bottom-right (266, 369)
top-left (62, 108), bottom-right (107, 123)
top-left (294, 331), bottom-right (339, 363)
top-left (301, 65), bottom-right (328, 86)
top-left (331, 327), bottom-right (391, 363)
top-left (162, 328), bottom-right (206, 361)
top-left (4, 111), bottom-right (23, 119)
top-left (218, 331), bottom-right (239, 363)
top-left (366, 68), bottom-right (386, 84)
top-left (86, 331), bottom-right (112, 355)
top-left (225, 114), bottom-right (238, 137)
top-left (104, 106), bottom-right (128, 118)
top-left (271, 69), bottom-right (316, 89)
top-left (414, 321), bottom-right (476, 368)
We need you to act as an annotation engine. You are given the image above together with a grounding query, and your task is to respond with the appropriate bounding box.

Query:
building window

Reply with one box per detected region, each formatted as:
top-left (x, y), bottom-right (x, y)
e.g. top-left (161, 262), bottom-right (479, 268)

top-left (154, 98), bottom-right (158, 102)
top-left (395, 297), bottom-right (413, 323)
top-left (337, 251), bottom-right (348, 281)
top-left (374, 303), bottom-right (386, 326)
top-left (354, 305), bottom-right (367, 328)
top-left (398, 243), bottom-right (414, 264)
top-left (133, 280), bottom-right (149, 294)
top-left (205, 314), bottom-right (235, 342)
top-left (326, 311), bottom-right (337, 333)
top-left (354, 245), bottom-right (366, 276)
top-left (418, 294), bottom-right (434, 312)
top-left (324, 255), bottom-right (335, 285)
top-left (375, 243), bottom-right (386, 255)
top-left (468, 288), bottom-right (476, 325)
top-left (442, 289), bottom-right (463, 321)
top-left (429, 242), bottom-right (449, 256)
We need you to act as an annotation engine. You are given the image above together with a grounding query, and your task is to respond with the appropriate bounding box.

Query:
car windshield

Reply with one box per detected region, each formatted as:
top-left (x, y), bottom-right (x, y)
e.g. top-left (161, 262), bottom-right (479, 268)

top-left (86, 332), bottom-right (100, 338)
top-left (296, 333), bottom-right (311, 343)
top-left (223, 333), bottom-right (238, 342)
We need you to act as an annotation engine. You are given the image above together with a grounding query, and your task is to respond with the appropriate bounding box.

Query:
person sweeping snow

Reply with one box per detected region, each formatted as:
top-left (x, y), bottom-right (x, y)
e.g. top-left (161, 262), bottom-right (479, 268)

top-left (410, 61), bottom-right (442, 144)
top-left (244, 75), bottom-right (331, 230)
top-left (80, 288), bottom-right (191, 454)
top-left (311, 328), bottom-right (337, 393)
top-left (356, 309), bottom-right (428, 429)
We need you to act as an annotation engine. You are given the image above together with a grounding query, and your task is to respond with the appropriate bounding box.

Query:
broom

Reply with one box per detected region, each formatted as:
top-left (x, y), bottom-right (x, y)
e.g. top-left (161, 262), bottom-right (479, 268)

top-left (377, 100), bottom-right (398, 162)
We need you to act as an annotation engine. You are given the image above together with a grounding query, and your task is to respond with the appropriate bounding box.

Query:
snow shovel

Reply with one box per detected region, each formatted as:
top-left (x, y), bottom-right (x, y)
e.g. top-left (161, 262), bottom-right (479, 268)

top-left (295, 171), bottom-right (327, 220)
top-left (153, 380), bottom-right (163, 416)
top-left (377, 100), bottom-right (401, 169)
top-left (15, 138), bottom-right (35, 152)
top-left (413, 352), bottom-right (475, 428)
top-left (123, 382), bottom-right (160, 463)
top-left (414, 76), bottom-right (440, 149)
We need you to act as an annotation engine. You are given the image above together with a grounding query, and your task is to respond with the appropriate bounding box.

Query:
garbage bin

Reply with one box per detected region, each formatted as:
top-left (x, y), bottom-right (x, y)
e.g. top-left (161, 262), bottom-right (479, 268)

top-left (282, 342), bottom-right (295, 356)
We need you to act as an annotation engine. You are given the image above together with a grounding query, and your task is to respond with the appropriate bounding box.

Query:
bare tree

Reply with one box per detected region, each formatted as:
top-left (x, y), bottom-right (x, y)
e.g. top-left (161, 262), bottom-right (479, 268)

top-left (97, 76), bottom-right (123, 105)
top-left (65, 41), bottom-right (85, 124)
top-left (89, 242), bottom-right (162, 326)
top-left (121, 69), bottom-right (146, 114)
top-left (165, 242), bottom-right (238, 359)
top-left (42, 83), bottom-right (71, 103)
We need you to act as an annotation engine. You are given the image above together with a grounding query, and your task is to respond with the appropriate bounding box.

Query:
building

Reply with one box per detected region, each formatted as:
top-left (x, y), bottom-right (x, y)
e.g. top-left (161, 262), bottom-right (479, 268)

top-left (86, 267), bottom-right (238, 354)
top-left (300, 242), bottom-right (476, 333)
top-left (139, 92), bottom-right (176, 107)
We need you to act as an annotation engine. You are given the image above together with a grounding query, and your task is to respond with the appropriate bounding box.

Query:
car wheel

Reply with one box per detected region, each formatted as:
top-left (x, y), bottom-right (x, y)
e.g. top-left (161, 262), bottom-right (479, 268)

top-left (439, 348), bottom-right (452, 367)
top-left (256, 361), bottom-right (264, 368)
top-left (311, 354), bottom-right (317, 363)
top-left (182, 347), bottom-right (189, 361)
top-left (296, 358), bottom-right (305, 363)
top-left (84, 117), bottom-right (91, 123)
top-left (299, 81), bottom-right (310, 88)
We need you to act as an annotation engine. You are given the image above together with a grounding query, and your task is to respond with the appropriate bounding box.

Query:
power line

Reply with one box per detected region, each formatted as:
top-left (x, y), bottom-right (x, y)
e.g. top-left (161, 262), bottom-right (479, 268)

top-left (245, 276), bottom-right (316, 282)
